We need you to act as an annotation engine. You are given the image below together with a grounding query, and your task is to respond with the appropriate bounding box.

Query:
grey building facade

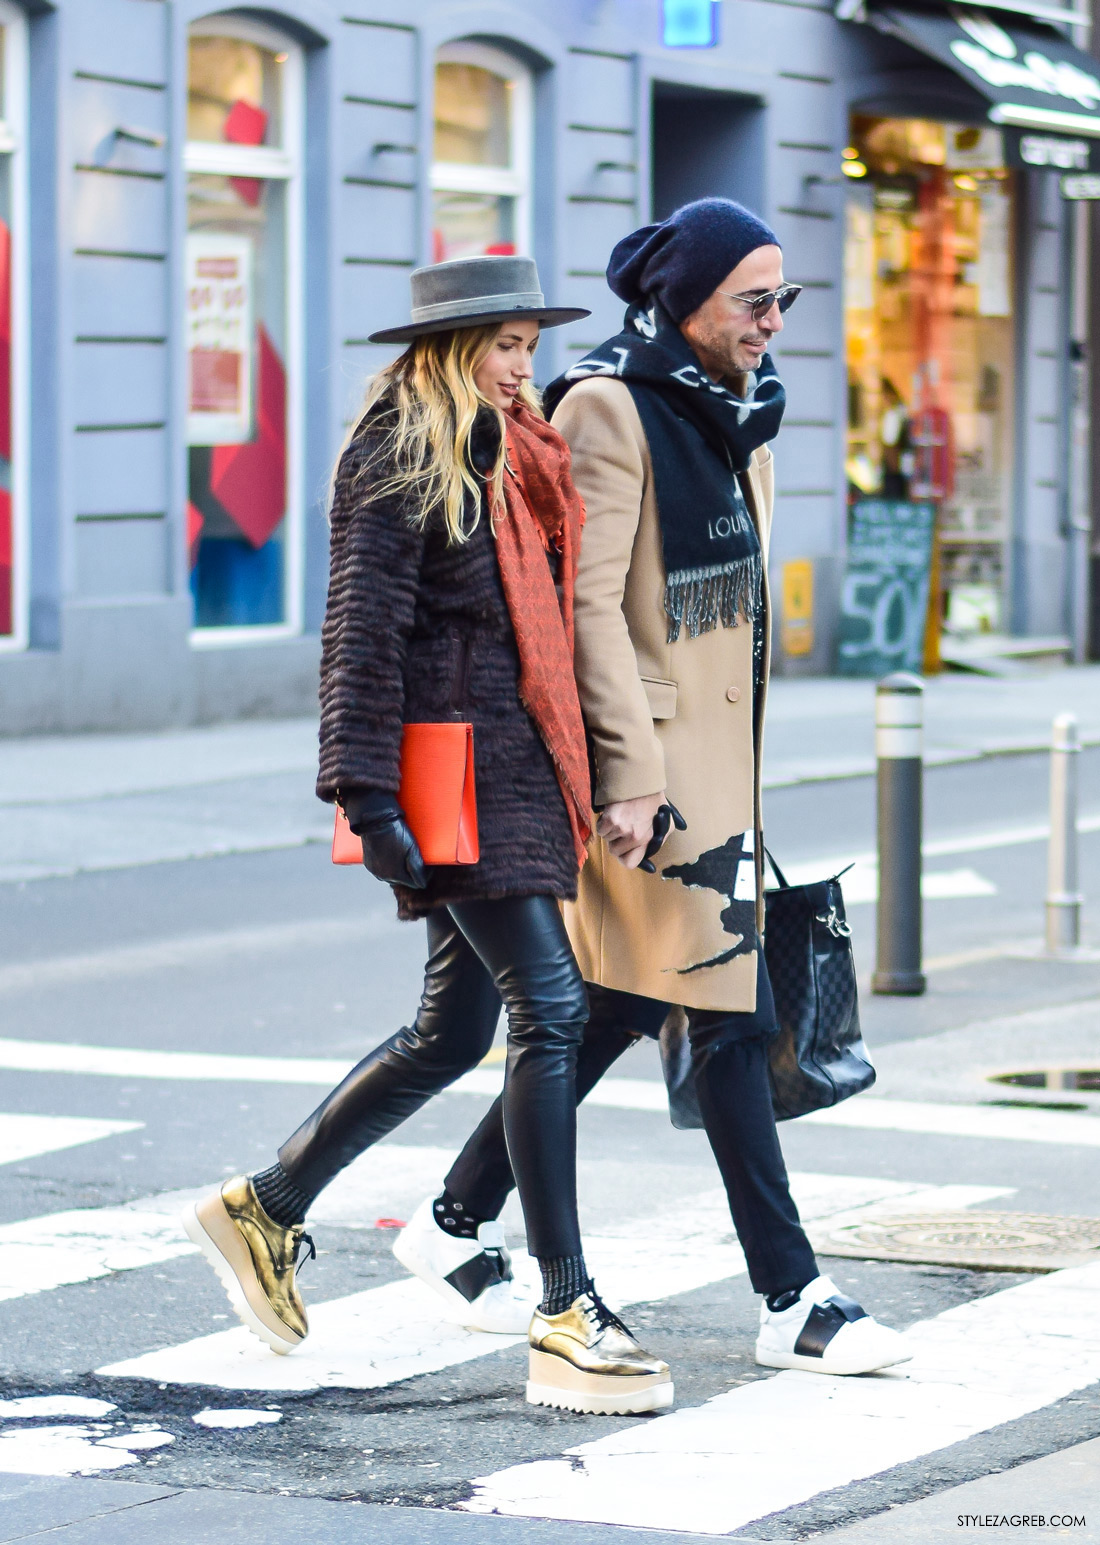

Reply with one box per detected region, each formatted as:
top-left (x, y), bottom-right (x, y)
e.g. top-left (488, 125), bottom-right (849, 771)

top-left (0, 0), bottom-right (1093, 732)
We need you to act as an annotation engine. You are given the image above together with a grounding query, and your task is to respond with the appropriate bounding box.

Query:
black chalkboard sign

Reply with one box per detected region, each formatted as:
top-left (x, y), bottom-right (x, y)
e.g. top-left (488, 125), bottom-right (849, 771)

top-left (837, 501), bottom-right (935, 677)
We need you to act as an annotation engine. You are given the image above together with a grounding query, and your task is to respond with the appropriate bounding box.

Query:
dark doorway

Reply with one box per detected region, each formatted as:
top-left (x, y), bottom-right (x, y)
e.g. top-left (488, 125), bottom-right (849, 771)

top-left (651, 83), bottom-right (765, 220)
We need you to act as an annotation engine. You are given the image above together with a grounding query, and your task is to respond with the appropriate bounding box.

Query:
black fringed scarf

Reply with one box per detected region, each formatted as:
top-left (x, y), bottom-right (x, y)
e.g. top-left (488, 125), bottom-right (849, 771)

top-left (545, 304), bottom-right (785, 642)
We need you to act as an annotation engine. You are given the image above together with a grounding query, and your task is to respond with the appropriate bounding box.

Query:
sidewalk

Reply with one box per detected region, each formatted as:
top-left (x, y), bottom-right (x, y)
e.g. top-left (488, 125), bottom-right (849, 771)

top-left (3, 1436), bottom-right (1096, 1542)
top-left (763, 666), bottom-right (1100, 786)
top-left (819, 1435), bottom-right (1100, 1543)
top-left (1, 668), bottom-right (1098, 882)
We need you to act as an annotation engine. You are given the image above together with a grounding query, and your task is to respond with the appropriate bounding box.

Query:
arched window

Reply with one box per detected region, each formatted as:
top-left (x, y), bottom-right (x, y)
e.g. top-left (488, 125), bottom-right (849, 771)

top-left (0, 1), bottom-right (26, 651)
top-left (431, 43), bottom-right (532, 264)
top-left (184, 17), bottom-right (303, 636)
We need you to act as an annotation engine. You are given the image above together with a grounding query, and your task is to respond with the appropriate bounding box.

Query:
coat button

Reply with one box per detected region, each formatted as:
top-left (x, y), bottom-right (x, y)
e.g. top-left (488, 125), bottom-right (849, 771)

top-left (726, 686), bottom-right (741, 703)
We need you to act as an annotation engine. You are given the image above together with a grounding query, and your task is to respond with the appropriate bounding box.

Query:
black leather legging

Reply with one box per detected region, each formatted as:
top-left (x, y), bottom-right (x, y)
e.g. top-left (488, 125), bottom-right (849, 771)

top-left (278, 895), bottom-right (588, 1260)
top-left (445, 954), bottom-right (818, 1297)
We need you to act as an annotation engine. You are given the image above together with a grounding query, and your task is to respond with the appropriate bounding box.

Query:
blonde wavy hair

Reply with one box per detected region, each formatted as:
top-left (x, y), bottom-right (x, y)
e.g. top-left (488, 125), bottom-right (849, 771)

top-left (347, 323), bottom-right (543, 544)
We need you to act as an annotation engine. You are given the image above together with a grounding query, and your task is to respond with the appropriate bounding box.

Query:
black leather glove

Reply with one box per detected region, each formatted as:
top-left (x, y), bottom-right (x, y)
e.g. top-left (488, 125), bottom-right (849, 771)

top-left (341, 788), bottom-right (427, 890)
top-left (639, 800), bottom-right (687, 875)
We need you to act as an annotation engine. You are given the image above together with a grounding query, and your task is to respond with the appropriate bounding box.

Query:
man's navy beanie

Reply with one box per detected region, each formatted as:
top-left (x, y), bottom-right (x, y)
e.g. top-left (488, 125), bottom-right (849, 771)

top-left (606, 198), bottom-right (780, 324)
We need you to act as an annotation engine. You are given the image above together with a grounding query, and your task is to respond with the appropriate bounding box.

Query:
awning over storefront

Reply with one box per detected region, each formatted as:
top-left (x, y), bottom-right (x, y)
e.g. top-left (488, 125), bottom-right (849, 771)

top-left (866, 6), bottom-right (1100, 137)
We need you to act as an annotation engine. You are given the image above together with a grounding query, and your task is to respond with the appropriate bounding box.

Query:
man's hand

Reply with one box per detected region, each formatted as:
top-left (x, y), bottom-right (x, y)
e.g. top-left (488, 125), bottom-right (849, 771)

top-left (597, 792), bottom-right (667, 869)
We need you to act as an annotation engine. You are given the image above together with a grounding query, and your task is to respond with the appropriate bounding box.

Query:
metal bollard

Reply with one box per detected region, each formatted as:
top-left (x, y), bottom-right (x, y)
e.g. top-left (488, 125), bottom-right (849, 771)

top-left (1046, 713), bottom-right (1082, 954)
top-left (872, 672), bottom-right (926, 996)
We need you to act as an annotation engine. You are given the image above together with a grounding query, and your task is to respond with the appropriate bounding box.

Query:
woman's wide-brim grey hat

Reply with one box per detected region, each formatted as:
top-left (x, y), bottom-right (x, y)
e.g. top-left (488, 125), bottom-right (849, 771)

top-left (368, 255), bottom-right (590, 344)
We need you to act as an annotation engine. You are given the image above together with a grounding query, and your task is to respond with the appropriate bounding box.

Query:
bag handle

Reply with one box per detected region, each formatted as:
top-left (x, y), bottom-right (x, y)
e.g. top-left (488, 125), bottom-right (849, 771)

top-left (764, 847), bottom-right (790, 890)
top-left (766, 847), bottom-right (858, 891)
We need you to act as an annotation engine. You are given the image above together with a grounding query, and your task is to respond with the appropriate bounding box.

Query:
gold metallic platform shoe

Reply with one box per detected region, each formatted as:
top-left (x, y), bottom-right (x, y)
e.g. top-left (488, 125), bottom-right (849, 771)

top-left (183, 1175), bottom-right (312, 1355)
top-left (527, 1291), bottom-right (673, 1415)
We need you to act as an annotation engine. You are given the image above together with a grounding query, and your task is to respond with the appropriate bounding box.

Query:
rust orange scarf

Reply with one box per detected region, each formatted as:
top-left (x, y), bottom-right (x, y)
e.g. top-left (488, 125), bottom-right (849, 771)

top-left (494, 402), bottom-right (593, 868)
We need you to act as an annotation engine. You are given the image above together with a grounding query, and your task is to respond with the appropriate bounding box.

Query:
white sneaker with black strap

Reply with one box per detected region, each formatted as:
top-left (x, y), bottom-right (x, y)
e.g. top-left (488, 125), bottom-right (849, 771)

top-left (755, 1275), bottom-right (912, 1375)
top-left (392, 1196), bottom-right (536, 1334)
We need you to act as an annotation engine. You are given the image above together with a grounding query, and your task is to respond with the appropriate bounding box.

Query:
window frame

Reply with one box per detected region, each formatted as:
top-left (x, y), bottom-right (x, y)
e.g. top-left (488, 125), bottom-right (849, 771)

top-left (0, 0), bottom-right (27, 656)
top-left (430, 41), bottom-right (534, 260)
top-left (184, 13), bottom-right (305, 648)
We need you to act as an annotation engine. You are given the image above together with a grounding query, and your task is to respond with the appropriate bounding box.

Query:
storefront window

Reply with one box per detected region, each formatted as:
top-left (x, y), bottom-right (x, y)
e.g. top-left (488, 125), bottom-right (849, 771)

top-left (844, 119), bottom-right (1015, 644)
top-left (431, 44), bottom-right (532, 263)
top-left (185, 21), bottom-right (302, 635)
top-left (187, 34), bottom-right (283, 148)
top-left (0, 5), bottom-right (25, 650)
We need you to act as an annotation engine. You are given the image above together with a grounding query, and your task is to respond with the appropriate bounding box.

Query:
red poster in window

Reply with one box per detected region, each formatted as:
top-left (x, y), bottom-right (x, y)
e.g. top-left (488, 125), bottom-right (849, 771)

top-left (187, 501), bottom-right (205, 570)
top-left (189, 348), bottom-right (241, 415)
top-left (209, 324), bottom-right (287, 549)
top-left (225, 98), bottom-right (266, 146)
top-left (225, 98), bottom-right (268, 209)
top-left (0, 219), bottom-right (11, 463)
top-left (186, 236), bottom-right (252, 444)
top-left (0, 215), bottom-right (12, 633)
top-left (0, 489), bottom-right (12, 636)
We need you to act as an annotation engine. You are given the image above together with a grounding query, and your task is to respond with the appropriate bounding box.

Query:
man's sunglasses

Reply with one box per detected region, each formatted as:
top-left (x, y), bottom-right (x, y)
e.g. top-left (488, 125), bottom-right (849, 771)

top-left (717, 283), bottom-right (803, 321)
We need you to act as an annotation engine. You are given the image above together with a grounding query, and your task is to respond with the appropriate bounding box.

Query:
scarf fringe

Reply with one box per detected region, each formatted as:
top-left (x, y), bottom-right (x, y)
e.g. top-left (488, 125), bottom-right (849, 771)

top-left (665, 555), bottom-right (762, 644)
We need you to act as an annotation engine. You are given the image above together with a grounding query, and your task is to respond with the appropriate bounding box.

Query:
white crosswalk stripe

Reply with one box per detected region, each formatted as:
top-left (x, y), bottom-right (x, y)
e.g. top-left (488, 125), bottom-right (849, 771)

top-left (0, 1145), bottom-right (456, 1303)
top-left (4, 1036), bottom-right (1100, 1146)
top-left (0, 1112), bottom-right (142, 1167)
top-left (4, 1093), bottom-right (1082, 1531)
top-left (6, 1150), bottom-right (1079, 1532)
top-left (0, 1127), bottom-right (1013, 1315)
top-left (789, 860), bottom-right (997, 905)
top-left (0, 1203), bottom-right (194, 1304)
top-left (95, 1176), bottom-right (1006, 1393)
top-left (460, 1263), bottom-right (1100, 1535)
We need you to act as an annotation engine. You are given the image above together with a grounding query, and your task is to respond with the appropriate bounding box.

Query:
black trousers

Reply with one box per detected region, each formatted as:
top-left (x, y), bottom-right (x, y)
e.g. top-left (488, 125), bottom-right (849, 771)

top-left (445, 952), bottom-right (818, 1298)
top-left (278, 895), bottom-right (588, 1260)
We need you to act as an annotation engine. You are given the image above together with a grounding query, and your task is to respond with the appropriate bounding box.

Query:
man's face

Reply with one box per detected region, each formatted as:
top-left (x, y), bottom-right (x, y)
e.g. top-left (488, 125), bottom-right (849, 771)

top-left (679, 245), bottom-right (786, 381)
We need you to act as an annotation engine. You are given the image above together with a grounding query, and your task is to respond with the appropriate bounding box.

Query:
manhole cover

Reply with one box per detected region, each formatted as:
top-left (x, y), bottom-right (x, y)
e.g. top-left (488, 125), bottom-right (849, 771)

top-left (812, 1212), bottom-right (1100, 1272)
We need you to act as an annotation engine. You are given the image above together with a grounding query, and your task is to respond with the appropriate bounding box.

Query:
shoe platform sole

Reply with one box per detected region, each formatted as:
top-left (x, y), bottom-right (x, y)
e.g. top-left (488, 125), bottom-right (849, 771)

top-left (755, 1346), bottom-right (912, 1376)
top-left (183, 1197), bottom-right (303, 1356)
top-left (392, 1229), bottom-right (532, 1336)
top-left (526, 1348), bottom-right (673, 1415)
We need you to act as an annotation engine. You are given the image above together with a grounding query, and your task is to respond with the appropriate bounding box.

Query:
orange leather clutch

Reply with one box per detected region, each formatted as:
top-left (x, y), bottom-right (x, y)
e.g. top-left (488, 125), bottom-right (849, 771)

top-left (332, 721), bottom-right (479, 868)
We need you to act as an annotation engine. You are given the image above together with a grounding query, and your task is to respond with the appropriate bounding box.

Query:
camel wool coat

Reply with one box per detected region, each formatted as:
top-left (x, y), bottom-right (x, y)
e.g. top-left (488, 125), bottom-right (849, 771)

top-left (551, 376), bottom-right (774, 1014)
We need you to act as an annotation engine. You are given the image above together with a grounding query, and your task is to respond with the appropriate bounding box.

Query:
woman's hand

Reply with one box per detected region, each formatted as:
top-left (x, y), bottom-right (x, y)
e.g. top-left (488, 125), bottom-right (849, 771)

top-left (343, 790), bottom-right (427, 890)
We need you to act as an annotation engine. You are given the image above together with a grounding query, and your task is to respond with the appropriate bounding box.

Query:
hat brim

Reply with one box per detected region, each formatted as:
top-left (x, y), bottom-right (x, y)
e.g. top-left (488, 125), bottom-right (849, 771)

top-left (367, 305), bottom-right (590, 346)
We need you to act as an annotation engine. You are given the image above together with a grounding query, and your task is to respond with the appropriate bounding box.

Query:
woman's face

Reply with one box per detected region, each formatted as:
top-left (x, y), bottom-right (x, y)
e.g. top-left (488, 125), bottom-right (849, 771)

top-left (473, 319), bottom-right (540, 410)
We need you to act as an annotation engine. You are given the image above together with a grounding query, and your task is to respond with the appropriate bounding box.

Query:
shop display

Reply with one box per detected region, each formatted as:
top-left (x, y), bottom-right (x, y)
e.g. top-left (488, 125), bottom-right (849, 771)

top-left (186, 234), bottom-right (253, 447)
top-left (0, 214), bottom-right (10, 638)
top-left (185, 30), bottom-right (292, 630)
top-left (843, 117), bottom-right (1016, 659)
top-left (431, 47), bottom-right (528, 262)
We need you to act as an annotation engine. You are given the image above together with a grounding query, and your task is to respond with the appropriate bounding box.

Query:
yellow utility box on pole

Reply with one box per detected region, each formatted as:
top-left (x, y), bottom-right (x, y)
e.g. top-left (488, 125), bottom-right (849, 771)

top-left (781, 559), bottom-right (814, 659)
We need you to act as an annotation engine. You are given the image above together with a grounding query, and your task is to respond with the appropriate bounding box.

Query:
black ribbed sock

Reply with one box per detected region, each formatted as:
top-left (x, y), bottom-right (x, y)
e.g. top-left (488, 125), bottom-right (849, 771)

top-left (432, 1188), bottom-right (485, 1242)
top-left (537, 1254), bottom-right (590, 1315)
top-left (766, 1284), bottom-right (808, 1314)
top-left (252, 1162), bottom-right (311, 1228)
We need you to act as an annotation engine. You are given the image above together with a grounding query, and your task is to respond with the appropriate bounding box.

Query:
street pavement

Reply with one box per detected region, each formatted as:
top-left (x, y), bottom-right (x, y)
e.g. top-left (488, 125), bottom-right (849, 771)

top-left (3, 666), bottom-right (1100, 884)
top-left (1, 668), bottom-right (1098, 1541)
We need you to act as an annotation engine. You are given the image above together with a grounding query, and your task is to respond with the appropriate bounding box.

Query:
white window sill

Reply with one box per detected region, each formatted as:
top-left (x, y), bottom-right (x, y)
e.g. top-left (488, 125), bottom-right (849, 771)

top-left (189, 623), bottom-right (303, 650)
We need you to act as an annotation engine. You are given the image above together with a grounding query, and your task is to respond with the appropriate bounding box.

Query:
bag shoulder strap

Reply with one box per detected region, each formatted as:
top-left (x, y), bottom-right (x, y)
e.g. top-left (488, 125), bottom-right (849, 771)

top-left (764, 847), bottom-right (790, 889)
